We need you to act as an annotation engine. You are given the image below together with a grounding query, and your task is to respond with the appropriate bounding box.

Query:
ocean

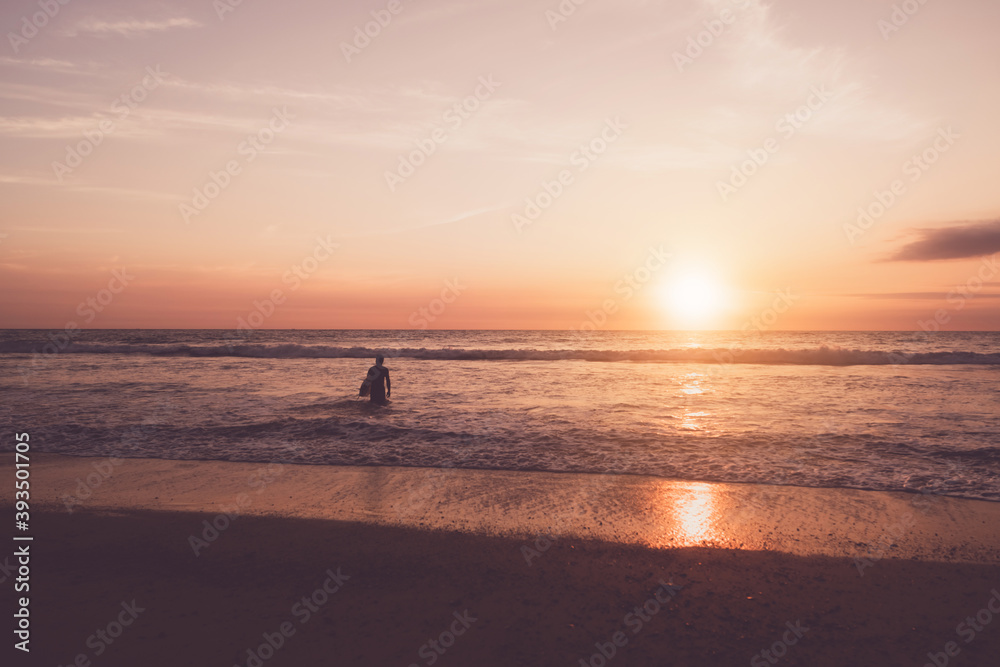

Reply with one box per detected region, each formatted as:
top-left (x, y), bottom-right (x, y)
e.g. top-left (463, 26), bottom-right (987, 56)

top-left (2, 329), bottom-right (998, 501)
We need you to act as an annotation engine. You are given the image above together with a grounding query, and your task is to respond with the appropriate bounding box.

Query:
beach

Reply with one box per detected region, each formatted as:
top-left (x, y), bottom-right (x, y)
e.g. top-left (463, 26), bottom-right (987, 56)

top-left (7, 454), bottom-right (1000, 666)
top-left (4, 0), bottom-right (1000, 662)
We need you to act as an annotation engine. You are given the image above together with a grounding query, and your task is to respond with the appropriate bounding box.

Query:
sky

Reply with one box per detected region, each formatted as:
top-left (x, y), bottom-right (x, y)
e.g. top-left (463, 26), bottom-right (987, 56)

top-left (1, 0), bottom-right (999, 330)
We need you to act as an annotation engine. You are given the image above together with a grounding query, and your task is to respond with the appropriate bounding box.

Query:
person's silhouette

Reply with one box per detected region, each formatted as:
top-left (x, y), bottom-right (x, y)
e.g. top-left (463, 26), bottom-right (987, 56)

top-left (368, 355), bottom-right (390, 405)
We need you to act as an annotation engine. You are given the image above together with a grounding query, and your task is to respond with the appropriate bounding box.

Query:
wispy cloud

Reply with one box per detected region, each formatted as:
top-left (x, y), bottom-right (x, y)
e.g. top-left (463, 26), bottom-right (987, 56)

top-left (0, 115), bottom-right (120, 138)
top-left (0, 174), bottom-right (61, 186)
top-left (0, 57), bottom-right (100, 75)
top-left (694, 0), bottom-right (928, 144)
top-left (64, 17), bottom-right (203, 38)
top-left (351, 204), bottom-right (508, 238)
top-left (0, 173), bottom-right (176, 200)
top-left (889, 220), bottom-right (1000, 261)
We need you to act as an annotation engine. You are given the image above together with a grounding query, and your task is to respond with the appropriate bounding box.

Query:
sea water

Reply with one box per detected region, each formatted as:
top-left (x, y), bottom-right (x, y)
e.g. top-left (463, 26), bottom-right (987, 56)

top-left (1, 329), bottom-right (997, 501)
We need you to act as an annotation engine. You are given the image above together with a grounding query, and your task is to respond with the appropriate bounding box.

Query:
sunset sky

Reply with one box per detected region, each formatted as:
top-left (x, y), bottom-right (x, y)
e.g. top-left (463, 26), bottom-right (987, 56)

top-left (1, 0), bottom-right (999, 330)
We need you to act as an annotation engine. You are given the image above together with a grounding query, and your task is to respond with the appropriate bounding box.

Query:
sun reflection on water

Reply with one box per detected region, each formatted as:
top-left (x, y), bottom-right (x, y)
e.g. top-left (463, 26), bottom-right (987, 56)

top-left (677, 372), bottom-right (710, 429)
top-left (679, 372), bottom-right (705, 395)
top-left (679, 411), bottom-right (709, 430)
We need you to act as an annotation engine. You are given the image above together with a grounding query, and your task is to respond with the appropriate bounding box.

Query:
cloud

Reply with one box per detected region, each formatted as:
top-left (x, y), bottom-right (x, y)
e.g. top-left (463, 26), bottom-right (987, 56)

top-left (847, 292), bottom-right (1000, 300)
top-left (65, 17), bottom-right (202, 38)
top-left (0, 57), bottom-right (96, 74)
top-left (348, 204), bottom-right (508, 238)
top-left (0, 173), bottom-right (176, 200)
top-left (691, 0), bottom-right (929, 145)
top-left (889, 219), bottom-right (1000, 261)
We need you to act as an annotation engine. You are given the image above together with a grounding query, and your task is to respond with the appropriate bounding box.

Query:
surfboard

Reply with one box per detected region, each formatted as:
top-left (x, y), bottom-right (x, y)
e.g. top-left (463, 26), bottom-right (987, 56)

top-left (359, 365), bottom-right (382, 397)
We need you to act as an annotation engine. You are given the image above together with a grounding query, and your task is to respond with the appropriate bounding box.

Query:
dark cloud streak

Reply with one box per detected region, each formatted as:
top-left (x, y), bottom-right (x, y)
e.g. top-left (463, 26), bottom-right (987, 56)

top-left (890, 219), bottom-right (1000, 261)
top-left (847, 292), bottom-right (1000, 300)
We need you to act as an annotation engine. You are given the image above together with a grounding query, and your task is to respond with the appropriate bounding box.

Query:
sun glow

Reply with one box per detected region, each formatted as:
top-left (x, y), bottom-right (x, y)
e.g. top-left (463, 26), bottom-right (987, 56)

top-left (663, 271), bottom-right (730, 327)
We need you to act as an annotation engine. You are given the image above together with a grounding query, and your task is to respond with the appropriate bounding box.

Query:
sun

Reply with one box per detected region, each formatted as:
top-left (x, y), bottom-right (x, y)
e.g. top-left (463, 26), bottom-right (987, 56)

top-left (663, 271), bottom-right (729, 327)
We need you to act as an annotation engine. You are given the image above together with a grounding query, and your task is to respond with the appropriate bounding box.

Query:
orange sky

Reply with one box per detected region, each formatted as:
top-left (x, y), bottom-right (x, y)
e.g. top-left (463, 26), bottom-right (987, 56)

top-left (1, 0), bottom-right (999, 330)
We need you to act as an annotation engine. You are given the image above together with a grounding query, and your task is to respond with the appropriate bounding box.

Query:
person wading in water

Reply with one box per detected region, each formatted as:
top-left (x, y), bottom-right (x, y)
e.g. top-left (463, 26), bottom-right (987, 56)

top-left (365, 354), bottom-right (390, 405)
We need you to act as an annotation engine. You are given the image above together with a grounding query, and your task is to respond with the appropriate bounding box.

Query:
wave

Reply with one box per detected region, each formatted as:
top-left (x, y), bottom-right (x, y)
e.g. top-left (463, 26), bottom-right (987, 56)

top-left (2, 341), bottom-right (999, 366)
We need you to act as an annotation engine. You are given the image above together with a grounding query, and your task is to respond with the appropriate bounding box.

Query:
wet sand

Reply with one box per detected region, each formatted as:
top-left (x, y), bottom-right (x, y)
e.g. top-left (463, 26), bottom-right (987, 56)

top-left (4, 454), bottom-right (1000, 666)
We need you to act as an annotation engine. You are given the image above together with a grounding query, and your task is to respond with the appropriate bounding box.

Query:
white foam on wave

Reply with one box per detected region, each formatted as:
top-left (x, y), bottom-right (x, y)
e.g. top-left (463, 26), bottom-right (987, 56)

top-left (1, 341), bottom-right (999, 365)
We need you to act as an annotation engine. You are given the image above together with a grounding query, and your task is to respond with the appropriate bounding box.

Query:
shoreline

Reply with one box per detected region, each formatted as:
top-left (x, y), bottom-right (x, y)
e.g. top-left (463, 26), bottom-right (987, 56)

top-left (40, 448), bottom-right (1000, 504)
top-left (10, 453), bottom-right (1000, 563)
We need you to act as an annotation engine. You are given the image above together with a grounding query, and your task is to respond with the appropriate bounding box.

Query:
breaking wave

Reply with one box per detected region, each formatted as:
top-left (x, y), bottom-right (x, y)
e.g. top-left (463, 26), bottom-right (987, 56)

top-left (2, 341), bottom-right (999, 366)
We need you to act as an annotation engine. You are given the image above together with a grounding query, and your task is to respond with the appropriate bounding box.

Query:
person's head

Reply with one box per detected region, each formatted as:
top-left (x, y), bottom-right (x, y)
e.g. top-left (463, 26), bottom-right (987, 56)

top-left (375, 354), bottom-right (384, 366)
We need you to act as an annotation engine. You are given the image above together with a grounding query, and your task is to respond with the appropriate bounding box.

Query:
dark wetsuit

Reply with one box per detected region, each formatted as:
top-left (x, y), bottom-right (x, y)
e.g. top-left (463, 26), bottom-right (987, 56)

top-left (369, 365), bottom-right (390, 404)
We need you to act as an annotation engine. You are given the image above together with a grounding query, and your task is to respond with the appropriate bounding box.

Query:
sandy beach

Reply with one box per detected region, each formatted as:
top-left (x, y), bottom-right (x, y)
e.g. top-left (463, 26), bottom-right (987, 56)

top-left (2, 453), bottom-right (998, 666)
top-left (4, 0), bottom-right (1000, 662)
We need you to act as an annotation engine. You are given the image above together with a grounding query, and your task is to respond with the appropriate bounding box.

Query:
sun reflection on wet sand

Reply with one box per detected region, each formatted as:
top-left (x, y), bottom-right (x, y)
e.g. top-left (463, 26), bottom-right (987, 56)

top-left (655, 481), bottom-right (722, 547)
